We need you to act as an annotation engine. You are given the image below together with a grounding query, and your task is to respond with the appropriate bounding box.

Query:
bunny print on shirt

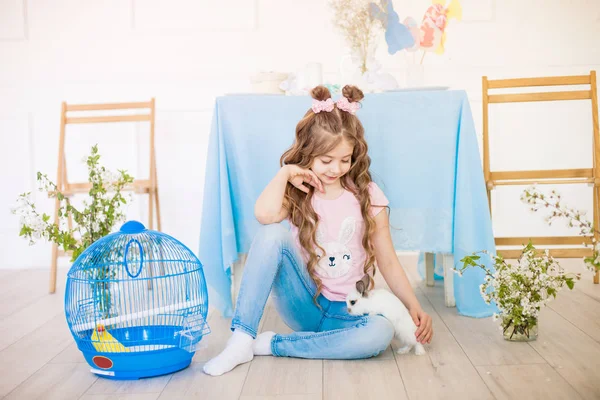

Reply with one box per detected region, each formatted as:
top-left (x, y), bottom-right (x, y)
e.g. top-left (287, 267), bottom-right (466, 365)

top-left (315, 217), bottom-right (356, 279)
top-left (288, 182), bottom-right (390, 301)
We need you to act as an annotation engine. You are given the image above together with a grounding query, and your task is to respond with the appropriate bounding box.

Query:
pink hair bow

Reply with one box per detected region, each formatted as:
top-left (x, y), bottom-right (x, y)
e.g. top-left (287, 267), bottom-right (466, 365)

top-left (312, 98), bottom-right (335, 114)
top-left (336, 96), bottom-right (360, 114)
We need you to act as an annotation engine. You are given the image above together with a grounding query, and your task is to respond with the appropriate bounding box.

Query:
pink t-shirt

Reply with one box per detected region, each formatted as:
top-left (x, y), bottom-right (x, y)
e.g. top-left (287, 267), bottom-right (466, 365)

top-left (289, 182), bottom-right (389, 301)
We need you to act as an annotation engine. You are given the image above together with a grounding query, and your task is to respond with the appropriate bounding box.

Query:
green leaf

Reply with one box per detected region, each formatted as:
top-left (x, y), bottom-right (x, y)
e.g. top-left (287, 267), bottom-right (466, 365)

top-left (566, 279), bottom-right (574, 290)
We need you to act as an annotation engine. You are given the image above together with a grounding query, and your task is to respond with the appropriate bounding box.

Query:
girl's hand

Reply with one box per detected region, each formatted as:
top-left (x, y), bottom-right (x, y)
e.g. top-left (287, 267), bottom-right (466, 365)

top-left (283, 165), bottom-right (324, 194)
top-left (409, 307), bottom-right (433, 344)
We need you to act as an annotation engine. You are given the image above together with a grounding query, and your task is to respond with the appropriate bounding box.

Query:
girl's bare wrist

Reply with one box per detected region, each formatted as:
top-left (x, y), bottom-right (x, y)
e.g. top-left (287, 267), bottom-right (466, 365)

top-left (278, 165), bottom-right (291, 181)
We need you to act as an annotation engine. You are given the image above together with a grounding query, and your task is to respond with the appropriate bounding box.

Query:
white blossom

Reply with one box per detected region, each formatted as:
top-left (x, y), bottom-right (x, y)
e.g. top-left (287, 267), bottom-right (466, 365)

top-left (13, 145), bottom-right (134, 260)
top-left (461, 245), bottom-right (578, 334)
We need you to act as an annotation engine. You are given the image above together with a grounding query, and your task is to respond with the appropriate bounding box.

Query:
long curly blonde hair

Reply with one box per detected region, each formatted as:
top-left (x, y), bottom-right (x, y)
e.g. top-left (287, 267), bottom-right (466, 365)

top-left (280, 85), bottom-right (381, 304)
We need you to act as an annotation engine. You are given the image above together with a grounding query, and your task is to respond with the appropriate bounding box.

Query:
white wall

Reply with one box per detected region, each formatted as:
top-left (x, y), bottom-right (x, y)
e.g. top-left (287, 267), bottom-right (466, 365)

top-left (1, 0), bottom-right (599, 268)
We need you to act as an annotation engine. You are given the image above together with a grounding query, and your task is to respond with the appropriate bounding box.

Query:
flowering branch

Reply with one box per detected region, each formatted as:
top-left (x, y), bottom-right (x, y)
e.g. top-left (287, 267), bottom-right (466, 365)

top-left (521, 185), bottom-right (599, 273)
top-left (456, 244), bottom-right (579, 338)
top-left (11, 144), bottom-right (134, 262)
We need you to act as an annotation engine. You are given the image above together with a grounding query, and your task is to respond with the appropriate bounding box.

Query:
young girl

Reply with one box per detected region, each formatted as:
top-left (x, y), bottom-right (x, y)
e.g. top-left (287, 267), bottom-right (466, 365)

top-left (203, 85), bottom-right (433, 376)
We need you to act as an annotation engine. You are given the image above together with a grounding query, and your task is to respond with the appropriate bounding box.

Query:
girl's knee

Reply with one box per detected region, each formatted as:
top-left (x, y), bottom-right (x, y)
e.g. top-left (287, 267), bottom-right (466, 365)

top-left (255, 223), bottom-right (291, 244)
top-left (364, 315), bottom-right (395, 356)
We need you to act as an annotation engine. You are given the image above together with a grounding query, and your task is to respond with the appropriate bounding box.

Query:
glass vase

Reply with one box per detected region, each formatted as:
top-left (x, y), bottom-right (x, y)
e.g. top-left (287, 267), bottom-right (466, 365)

top-left (503, 319), bottom-right (538, 342)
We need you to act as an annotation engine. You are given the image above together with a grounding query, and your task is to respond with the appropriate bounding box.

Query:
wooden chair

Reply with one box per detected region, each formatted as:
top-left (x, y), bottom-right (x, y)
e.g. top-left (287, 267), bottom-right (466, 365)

top-left (482, 72), bottom-right (599, 283)
top-left (49, 99), bottom-right (161, 293)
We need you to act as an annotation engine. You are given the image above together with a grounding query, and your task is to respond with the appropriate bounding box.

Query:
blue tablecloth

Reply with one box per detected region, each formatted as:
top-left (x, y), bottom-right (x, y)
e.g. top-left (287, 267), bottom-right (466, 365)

top-left (200, 90), bottom-right (496, 318)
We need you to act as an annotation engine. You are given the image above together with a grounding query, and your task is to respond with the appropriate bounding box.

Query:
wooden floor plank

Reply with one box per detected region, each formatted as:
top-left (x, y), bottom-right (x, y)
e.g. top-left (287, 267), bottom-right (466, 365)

top-left (158, 362), bottom-right (249, 400)
top-left (0, 269), bottom-right (56, 317)
top-left (83, 374), bottom-right (172, 396)
top-left (548, 286), bottom-right (600, 343)
top-left (2, 256), bottom-right (598, 400)
top-left (528, 307), bottom-right (600, 400)
top-left (5, 362), bottom-right (97, 400)
top-left (241, 304), bottom-right (323, 398)
top-left (394, 290), bottom-right (494, 400)
top-left (240, 395), bottom-right (322, 400)
top-left (0, 313), bottom-right (73, 397)
top-left (323, 359), bottom-right (407, 400)
top-left (80, 394), bottom-right (160, 400)
top-left (476, 364), bottom-right (583, 400)
top-left (421, 283), bottom-right (546, 366)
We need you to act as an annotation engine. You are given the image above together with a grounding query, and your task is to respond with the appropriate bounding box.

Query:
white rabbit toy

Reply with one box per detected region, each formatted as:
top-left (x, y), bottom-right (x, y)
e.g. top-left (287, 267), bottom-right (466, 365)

top-left (346, 274), bottom-right (426, 356)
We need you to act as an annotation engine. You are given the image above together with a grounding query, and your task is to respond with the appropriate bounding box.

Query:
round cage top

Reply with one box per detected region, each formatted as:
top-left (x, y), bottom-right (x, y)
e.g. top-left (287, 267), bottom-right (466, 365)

top-left (68, 220), bottom-right (202, 281)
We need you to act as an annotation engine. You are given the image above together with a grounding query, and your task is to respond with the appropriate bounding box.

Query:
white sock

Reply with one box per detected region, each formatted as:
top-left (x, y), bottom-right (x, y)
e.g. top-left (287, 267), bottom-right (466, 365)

top-left (203, 330), bottom-right (254, 376)
top-left (252, 331), bottom-right (276, 356)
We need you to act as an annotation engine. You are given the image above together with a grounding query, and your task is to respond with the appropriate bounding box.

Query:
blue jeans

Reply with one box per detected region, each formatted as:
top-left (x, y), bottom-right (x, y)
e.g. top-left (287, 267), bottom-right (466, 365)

top-left (231, 224), bottom-right (394, 359)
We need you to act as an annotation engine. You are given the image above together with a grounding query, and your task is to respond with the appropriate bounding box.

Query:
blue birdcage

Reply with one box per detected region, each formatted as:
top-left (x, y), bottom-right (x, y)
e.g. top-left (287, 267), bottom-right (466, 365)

top-left (64, 220), bottom-right (210, 380)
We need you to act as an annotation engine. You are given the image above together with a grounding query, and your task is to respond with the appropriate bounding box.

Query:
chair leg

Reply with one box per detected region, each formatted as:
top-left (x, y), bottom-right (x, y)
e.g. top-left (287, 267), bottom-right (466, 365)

top-left (148, 191), bottom-right (154, 230)
top-left (155, 189), bottom-right (162, 232)
top-left (50, 243), bottom-right (58, 293)
top-left (49, 196), bottom-right (61, 294)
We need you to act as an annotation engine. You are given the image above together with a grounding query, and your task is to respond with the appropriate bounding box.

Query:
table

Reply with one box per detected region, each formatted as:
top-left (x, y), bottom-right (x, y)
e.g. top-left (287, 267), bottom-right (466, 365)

top-left (200, 90), bottom-right (497, 318)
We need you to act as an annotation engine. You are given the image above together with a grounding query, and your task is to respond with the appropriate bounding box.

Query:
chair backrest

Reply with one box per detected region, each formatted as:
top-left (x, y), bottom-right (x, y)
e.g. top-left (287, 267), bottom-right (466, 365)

top-left (49, 99), bottom-right (161, 294)
top-left (57, 99), bottom-right (157, 199)
top-left (481, 72), bottom-right (598, 271)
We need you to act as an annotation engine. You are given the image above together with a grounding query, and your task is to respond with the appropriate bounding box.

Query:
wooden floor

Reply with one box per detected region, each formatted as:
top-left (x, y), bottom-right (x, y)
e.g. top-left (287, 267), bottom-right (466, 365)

top-left (2, 254), bottom-right (600, 400)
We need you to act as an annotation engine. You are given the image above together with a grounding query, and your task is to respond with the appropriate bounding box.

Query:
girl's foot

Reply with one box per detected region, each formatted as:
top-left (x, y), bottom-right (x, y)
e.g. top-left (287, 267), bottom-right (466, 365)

top-left (253, 331), bottom-right (276, 355)
top-left (203, 330), bottom-right (254, 376)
